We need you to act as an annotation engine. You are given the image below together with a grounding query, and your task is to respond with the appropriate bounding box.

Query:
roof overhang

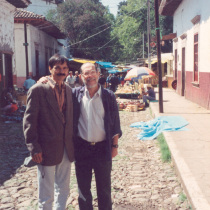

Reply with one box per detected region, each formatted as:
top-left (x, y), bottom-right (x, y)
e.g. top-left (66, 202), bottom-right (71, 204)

top-left (151, 33), bottom-right (177, 42)
top-left (159, 0), bottom-right (182, 16)
top-left (6, 0), bottom-right (31, 8)
top-left (14, 9), bottom-right (66, 39)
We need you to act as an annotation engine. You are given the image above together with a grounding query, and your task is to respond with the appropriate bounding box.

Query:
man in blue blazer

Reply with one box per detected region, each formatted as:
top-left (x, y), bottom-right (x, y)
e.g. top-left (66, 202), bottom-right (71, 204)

top-left (72, 62), bottom-right (122, 210)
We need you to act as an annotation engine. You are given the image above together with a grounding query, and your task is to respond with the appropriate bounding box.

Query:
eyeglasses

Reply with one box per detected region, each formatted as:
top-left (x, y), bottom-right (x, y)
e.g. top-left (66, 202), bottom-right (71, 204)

top-left (82, 70), bottom-right (97, 77)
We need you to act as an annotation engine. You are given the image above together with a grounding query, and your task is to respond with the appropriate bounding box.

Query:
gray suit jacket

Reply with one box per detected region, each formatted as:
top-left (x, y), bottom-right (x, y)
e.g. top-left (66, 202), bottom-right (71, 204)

top-left (23, 82), bottom-right (74, 166)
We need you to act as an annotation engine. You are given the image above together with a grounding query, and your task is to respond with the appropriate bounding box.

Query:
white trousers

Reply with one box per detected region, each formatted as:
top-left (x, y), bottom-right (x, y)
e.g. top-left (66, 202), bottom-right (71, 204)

top-left (37, 149), bottom-right (71, 210)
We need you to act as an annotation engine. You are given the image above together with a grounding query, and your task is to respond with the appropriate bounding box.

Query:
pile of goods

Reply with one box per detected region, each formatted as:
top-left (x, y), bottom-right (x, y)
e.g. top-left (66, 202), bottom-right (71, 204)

top-left (117, 100), bottom-right (145, 112)
top-left (115, 85), bottom-right (133, 94)
top-left (115, 83), bottom-right (140, 94)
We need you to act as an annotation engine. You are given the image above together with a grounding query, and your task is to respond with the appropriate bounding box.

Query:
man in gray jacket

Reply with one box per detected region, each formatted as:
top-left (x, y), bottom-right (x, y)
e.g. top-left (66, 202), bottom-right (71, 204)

top-left (23, 54), bottom-right (74, 210)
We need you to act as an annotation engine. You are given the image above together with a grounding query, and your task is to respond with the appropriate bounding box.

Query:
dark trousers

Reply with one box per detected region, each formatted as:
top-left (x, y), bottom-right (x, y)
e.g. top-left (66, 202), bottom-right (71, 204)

top-left (75, 137), bottom-right (112, 210)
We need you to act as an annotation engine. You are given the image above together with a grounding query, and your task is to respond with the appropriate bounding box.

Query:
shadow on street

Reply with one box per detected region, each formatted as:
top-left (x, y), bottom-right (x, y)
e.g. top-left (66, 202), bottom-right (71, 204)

top-left (0, 119), bottom-right (28, 185)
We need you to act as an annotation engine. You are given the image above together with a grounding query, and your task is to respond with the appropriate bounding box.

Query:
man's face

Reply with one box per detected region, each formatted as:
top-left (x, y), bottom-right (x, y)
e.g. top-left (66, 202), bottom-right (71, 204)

top-left (49, 62), bottom-right (69, 83)
top-left (81, 64), bottom-right (99, 89)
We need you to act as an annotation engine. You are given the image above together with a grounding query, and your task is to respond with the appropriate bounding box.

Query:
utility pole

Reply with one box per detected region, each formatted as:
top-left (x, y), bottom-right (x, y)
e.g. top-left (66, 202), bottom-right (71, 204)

top-left (147, 0), bottom-right (151, 69)
top-left (142, 33), bottom-right (144, 58)
top-left (154, 0), bottom-right (163, 113)
top-left (24, 21), bottom-right (29, 78)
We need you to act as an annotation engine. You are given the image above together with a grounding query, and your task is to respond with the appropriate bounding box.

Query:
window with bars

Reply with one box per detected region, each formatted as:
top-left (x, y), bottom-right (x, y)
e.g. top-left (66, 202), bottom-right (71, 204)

top-left (194, 34), bottom-right (198, 82)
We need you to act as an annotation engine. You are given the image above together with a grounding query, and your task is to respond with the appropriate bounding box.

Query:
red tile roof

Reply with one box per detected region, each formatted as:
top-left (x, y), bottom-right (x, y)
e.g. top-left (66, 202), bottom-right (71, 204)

top-left (14, 9), bottom-right (65, 39)
top-left (159, 0), bottom-right (182, 16)
top-left (14, 9), bottom-right (45, 20)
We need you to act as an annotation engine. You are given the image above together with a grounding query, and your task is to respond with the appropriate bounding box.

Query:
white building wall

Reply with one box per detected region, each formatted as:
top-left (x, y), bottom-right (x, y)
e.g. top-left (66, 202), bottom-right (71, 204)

top-left (29, 24), bottom-right (60, 76)
top-left (173, 0), bottom-right (210, 74)
top-left (15, 23), bottom-right (63, 87)
top-left (14, 24), bottom-right (26, 78)
top-left (0, 1), bottom-right (16, 75)
top-left (27, 0), bottom-right (70, 58)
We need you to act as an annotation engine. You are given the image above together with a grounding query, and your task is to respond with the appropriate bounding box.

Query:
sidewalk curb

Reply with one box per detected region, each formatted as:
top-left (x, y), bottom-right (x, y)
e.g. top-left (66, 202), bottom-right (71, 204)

top-left (150, 103), bottom-right (210, 210)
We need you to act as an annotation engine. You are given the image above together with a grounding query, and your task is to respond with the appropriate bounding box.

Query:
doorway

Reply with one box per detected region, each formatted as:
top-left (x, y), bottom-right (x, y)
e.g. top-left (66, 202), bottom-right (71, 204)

top-left (35, 50), bottom-right (39, 80)
top-left (4, 54), bottom-right (13, 89)
top-left (181, 47), bottom-right (186, 96)
top-left (175, 49), bottom-right (177, 79)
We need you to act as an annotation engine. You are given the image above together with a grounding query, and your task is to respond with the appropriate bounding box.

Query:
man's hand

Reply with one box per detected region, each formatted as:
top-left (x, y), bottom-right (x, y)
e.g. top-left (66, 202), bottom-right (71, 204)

top-left (37, 77), bottom-right (48, 84)
top-left (112, 148), bottom-right (118, 159)
top-left (32, 153), bottom-right (43, 163)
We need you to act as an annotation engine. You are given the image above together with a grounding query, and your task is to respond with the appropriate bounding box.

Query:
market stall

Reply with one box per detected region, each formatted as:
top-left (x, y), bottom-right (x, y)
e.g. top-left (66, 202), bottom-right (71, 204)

top-left (115, 81), bottom-right (140, 99)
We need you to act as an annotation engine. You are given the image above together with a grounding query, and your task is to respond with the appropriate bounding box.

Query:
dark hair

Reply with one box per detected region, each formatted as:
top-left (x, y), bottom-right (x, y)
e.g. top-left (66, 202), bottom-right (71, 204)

top-left (49, 54), bottom-right (70, 69)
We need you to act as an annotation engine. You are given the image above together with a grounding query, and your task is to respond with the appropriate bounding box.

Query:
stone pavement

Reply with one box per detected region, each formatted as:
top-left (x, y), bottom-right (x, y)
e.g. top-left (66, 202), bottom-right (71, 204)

top-left (0, 106), bottom-right (191, 209)
top-left (150, 88), bottom-right (210, 210)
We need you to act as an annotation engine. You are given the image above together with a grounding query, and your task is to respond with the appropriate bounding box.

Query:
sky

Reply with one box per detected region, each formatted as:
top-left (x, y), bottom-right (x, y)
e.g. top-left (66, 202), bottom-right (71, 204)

top-left (100, 0), bottom-right (123, 16)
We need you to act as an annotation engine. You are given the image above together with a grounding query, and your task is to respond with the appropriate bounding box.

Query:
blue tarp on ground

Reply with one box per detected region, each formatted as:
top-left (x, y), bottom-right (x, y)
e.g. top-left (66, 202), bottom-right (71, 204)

top-left (130, 116), bottom-right (189, 140)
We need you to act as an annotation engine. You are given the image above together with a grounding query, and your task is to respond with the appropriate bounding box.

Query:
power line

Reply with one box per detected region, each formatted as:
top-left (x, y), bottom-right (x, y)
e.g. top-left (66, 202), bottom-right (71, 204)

top-left (66, 2), bottom-right (147, 50)
top-left (64, 26), bottom-right (111, 48)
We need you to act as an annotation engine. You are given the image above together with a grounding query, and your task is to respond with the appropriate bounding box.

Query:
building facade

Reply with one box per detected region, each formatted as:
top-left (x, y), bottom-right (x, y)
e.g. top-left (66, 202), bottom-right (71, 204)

top-left (14, 9), bottom-right (66, 87)
top-left (26, 0), bottom-right (69, 58)
top-left (0, 0), bottom-right (30, 96)
top-left (160, 0), bottom-right (210, 110)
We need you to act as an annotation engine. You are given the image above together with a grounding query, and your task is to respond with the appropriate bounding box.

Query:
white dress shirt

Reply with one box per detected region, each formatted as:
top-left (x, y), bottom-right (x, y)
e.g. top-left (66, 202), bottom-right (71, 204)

top-left (78, 86), bottom-right (106, 142)
top-left (66, 75), bottom-right (75, 85)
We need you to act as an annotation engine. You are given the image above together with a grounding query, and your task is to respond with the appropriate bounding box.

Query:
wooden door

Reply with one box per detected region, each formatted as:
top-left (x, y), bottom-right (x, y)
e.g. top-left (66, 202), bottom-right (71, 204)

top-left (4, 54), bottom-right (13, 89)
top-left (175, 49), bottom-right (177, 79)
top-left (181, 47), bottom-right (185, 96)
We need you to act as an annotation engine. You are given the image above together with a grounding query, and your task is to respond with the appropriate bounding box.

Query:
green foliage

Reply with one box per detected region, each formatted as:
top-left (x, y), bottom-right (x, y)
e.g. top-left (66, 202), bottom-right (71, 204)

top-left (112, 0), bottom-right (173, 63)
top-left (157, 133), bottom-right (171, 162)
top-left (179, 192), bottom-right (187, 203)
top-left (46, 0), bottom-right (173, 63)
top-left (46, 0), bottom-right (115, 61)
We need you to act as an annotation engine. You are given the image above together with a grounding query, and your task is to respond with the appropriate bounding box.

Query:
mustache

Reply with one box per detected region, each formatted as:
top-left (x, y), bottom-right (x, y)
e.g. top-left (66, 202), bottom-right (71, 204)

top-left (56, 73), bottom-right (66, 76)
top-left (86, 78), bottom-right (96, 82)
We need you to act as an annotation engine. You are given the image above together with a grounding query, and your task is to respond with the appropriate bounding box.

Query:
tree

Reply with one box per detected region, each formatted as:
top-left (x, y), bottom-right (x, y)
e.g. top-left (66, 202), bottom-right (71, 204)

top-left (111, 0), bottom-right (173, 63)
top-left (46, 0), bottom-right (115, 61)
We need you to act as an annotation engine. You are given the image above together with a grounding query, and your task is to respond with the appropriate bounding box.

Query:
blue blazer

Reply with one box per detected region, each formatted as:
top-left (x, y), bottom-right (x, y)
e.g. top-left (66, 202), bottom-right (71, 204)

top-left (72, 86), bottom-right (122, 161)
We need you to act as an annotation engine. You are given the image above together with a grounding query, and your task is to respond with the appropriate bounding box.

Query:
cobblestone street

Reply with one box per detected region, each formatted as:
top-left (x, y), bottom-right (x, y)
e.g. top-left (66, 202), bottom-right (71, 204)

top-left (0, 105), bottom-right (191, 210)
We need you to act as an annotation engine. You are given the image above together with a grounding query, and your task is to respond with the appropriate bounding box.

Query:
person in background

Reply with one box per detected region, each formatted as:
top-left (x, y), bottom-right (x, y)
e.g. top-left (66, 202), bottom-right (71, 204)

top-left (23, 76), bottom-right (36, 92)
top-left (66, 71), bottom-right (75, 88)
top-left (78, 73), bottom-right (84, 86)
top-left (1, 87), bottom-right (18, 114)
top-left (23, 54), bottom-right (74, 210)
top-left (98, 74), bottom-right (106, 88)
top-left (106, 74), bottom-right (111, 89)
top-left (120, 74), bottom-right (125, 86)
top-left (143, 84), bottom-right (156, 107)
top-left (72, 62), bottom-right (122, 210)
top-left (74, 71), bottom-right (81, 87)
top-left (109, 74), bottom-right (119, 92)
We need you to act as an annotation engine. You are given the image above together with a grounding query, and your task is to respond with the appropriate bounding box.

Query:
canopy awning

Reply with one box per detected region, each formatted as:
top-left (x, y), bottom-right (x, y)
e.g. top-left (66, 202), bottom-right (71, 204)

top-left (72, 59), bottom-right (96, 64)
top-left (69, 59), bottom-right (116, 69)
top-left (96, 61), bottom-right (115, 68)
top-left (146, 53), bottom-right (173, 64)
top-left (146, 59), bottom-right (169, 64)
top-left (108, 68), bottom-right (131, 74)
